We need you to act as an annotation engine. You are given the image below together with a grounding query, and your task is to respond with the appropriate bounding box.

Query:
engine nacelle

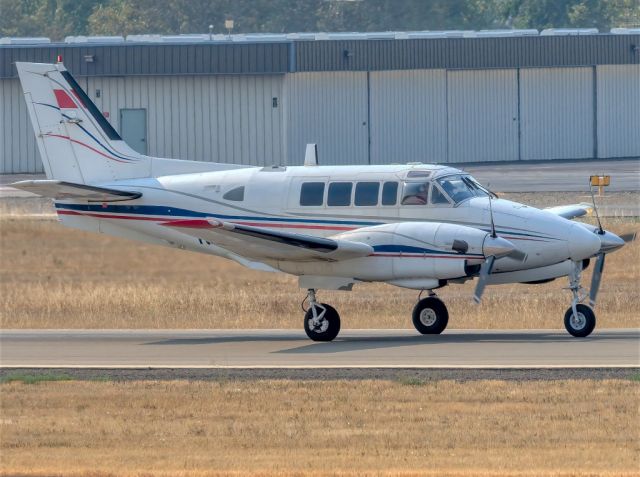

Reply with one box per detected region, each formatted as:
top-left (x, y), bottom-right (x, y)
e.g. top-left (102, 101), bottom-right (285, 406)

top-left (335, 221), bottom-right (489, 281)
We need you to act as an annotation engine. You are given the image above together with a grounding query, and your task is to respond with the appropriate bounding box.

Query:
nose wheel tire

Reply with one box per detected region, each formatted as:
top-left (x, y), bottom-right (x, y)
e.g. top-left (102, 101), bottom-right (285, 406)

top-left (304, 303), bottom-right (341, 342)
top-left (564, 304), bottom-right (596, 338)
top-left (412, 297), bottom-right (449, 335)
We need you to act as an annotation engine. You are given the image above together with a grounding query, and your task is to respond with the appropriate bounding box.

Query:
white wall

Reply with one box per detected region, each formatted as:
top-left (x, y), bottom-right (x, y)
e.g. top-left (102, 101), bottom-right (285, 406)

top-left (597, 64), bottom-right (640, 158)
top-left (87, 75), bottom-right (284, 166)
top-left (284, 72), bottom-right (369, 165)
top-left (520, 67), bottom-right (594, 160)
top-left (369, 69), bottom-right (447, 165)
top-left (0, 79), bottom-right (39, 173)
top-left (447, 69), bottom-right (519, 163)
top-left (1, 65), bottom-right (639, 174)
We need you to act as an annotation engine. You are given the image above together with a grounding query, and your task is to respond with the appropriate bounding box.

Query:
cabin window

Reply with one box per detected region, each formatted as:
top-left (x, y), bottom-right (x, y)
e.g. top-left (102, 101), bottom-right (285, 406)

top-left (223, 186), bottom-right (245, 201)
top-left (381, 182), bottom-right (398, 206)
top-left (327, 182), bottom-right (353, 206)
top-left (354, 182), bottom-right (379, 206)
top-left (300, 182), bottom-right (325, 206)
top-left (401, 182), bottom-right (429, 205)
top-left (430, 184), bottom-right (451, 205)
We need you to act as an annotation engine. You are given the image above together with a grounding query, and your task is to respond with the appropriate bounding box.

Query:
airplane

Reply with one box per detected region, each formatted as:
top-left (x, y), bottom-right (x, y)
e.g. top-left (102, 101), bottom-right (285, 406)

top-left (10, 61), bottom-right (634, 341)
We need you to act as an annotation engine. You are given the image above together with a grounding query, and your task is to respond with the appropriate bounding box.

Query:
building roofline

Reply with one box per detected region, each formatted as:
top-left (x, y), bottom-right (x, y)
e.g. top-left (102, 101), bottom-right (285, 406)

top-left (2, 33), bottom-right (638, 78)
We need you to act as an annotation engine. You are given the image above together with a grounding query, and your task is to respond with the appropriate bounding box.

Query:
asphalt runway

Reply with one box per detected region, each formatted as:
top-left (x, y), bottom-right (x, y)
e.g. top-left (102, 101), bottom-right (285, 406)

top-left (1, 329), bottom-right (638, 369)
top-left (464, 158), bottom-right (639, 192)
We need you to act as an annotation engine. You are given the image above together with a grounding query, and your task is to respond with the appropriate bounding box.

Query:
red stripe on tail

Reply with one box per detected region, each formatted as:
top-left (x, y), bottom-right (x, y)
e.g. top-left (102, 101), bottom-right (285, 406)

top-left (54, 89), bottom-right (77, 109)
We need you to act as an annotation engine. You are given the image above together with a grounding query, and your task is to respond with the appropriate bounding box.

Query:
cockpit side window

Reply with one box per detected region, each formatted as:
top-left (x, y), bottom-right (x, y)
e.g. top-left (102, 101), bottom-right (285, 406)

top-left (436, 174), bottom-right (490, 204)
top-left (437, 176), bottom-right (473, 203)
top-left (401, 182), bottom-right (429, 205)
top-left (223, 186), bottom-right (245, 201)
top-left (430, 184), bottom-right (451, 205)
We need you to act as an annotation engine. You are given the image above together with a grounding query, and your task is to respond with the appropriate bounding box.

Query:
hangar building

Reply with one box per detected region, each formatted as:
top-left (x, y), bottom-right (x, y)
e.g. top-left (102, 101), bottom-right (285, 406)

top-left (1, 30), bottom-right (639, 173)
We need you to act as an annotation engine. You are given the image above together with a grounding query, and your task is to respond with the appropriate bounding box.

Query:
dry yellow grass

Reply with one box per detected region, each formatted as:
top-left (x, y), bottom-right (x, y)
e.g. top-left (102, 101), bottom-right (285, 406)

top-left (1, 379), bottom-right (639, 476)
top-left (0, 216), bottom-right (638, 329)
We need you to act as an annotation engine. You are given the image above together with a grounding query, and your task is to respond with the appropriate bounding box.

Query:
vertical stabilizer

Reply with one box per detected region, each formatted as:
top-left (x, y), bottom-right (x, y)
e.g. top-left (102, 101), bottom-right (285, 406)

top-left (15, 62), bottom-right (151, 184)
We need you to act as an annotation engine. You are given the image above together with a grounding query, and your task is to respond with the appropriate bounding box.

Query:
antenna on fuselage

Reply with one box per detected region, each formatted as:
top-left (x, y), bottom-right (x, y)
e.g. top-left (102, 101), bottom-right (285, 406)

top-left (488, 187), bottom-right (497, 238)
top-left (304, 143), bottom-right (318, 166)
top-left (588, 180), bottom-right (604, 235)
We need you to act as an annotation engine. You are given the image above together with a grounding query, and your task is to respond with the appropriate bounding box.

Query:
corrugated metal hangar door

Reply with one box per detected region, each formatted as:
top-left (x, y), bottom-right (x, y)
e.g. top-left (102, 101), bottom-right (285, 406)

top-left (369, 70), bottom-right (447, 165)
top-left (447, 69), bottom-right (519, 163)
top-left (285, 72), bottom-right (369, 166)
top-left (520, 67), bottom-right (594, 160)
top-left (597, 65), bottom-right (640, 158)
top-left (1, 79), bottom-right (40, 173)
top-left (87, 75), bottom-right (284, 166)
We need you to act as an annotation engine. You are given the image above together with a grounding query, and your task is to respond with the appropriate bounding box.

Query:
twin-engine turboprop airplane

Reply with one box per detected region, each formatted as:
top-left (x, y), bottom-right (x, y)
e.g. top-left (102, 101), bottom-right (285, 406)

top-left (12, 61), bottom-right (633, 341)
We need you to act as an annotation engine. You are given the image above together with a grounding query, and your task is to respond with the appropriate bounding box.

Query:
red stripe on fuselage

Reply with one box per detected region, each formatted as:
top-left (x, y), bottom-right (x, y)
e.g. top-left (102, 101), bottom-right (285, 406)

top-left (57, 210), bottom-right (358, 230)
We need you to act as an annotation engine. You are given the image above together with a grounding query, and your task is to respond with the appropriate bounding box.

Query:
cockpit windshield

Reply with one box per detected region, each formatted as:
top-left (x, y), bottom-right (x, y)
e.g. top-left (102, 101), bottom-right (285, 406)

top-left (436, 175), bottom-right (492, 204)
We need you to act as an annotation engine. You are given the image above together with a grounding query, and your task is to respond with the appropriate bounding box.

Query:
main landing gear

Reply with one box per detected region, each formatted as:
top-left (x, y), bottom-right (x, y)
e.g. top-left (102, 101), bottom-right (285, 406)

top-left (303, 289), bottom-right (341, 342)
top-left (564, 261), bottom-right (596, 337)
top-left (411, 292), bottom-right (449, 335)
top-left (302, 289), bottom-right (451, 342)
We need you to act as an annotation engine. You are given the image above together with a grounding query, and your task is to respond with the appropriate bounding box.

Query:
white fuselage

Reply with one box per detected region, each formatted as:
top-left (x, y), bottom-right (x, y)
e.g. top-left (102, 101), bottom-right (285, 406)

top-left (54, 163), bottom-right (600, 287)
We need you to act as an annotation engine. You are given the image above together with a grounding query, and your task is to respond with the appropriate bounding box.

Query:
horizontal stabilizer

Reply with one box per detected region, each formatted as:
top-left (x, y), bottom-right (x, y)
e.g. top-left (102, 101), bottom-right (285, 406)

top-left (9, 180), bottom-right (141, 202)
top-left (544, 203), bottom-right (592, 220)
top-left (162, 219), bottom-right (373, 262)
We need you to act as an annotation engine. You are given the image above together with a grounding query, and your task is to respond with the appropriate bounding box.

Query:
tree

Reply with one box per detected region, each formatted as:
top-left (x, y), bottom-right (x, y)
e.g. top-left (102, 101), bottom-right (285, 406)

top-left (1, 0), bottom-right (638, 40)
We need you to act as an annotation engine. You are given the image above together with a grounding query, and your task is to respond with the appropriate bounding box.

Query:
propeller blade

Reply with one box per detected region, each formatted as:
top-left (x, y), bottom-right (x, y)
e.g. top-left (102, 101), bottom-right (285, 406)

top-left (507, 249), bottom-right (528, 262)
top-left (473, 255), bottom-right (495, 304)
top-left (619, 231), bottom-right (637, 243)
top-left (588, 253), bottom-right (605, 307)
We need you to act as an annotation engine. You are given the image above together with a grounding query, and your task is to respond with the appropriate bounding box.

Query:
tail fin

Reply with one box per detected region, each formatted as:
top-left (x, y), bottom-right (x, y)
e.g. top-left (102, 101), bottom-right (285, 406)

top-left (16, 62), bottom-right (151, 184)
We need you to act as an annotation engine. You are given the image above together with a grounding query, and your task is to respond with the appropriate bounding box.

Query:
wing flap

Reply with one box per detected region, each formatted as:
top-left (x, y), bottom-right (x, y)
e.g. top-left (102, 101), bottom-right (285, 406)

top-left (9, 180), bottom-right (141, 202)
top-left (162, 219), bottom-right (373, 262)
top-left (544, 203), bottom-right (592, 220)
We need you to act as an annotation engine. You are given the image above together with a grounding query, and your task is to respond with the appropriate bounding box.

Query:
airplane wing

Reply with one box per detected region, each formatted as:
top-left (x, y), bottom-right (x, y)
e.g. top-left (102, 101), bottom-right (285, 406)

top-left (544, 203), bottom-right (593, 220)
top-left (162, 219), bottom-right (373, 262)
top-left (9, 180), bottom-right (141, 202)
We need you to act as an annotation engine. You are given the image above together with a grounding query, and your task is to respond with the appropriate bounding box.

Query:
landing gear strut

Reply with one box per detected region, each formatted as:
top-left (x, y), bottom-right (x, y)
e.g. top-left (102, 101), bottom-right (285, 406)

top-left (412, 292), bottom-right (449, 335)
top-left (303, 289), bottom-right (341, 342)
top-left (564, 261), bottom-right (596, 337)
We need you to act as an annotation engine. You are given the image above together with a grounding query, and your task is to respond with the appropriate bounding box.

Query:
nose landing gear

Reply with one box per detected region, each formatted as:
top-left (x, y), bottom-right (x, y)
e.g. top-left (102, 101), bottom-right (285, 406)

top-left (564, 261), bottom-right (596, 337)
top-left (303, 289), bottom-right (341, 342)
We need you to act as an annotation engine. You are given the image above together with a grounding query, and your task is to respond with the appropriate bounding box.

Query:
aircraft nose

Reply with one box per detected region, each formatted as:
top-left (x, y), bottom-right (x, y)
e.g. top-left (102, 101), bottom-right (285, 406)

top-left (568, 223), bottom-right (601, 260)
top-left (483, 235), bottom-right (516, 258)
top-left (598, 230), bottom-right (625, 253)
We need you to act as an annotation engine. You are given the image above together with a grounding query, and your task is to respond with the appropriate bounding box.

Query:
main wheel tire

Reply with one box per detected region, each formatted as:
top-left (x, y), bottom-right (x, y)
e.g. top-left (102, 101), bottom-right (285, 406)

top-left (304, 303), bottom-right (341, 342)
top-left (412, 297), bottom-right (449, 335)
top-left (564, 304), bottom-right (596, 337)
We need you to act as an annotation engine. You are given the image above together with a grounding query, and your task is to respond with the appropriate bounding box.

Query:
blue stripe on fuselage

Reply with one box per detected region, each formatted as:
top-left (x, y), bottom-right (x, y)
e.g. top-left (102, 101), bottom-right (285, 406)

top-left (54, 203), bottom-right (381, 226)
top-left (54, 202), bottom-right (556, 240)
